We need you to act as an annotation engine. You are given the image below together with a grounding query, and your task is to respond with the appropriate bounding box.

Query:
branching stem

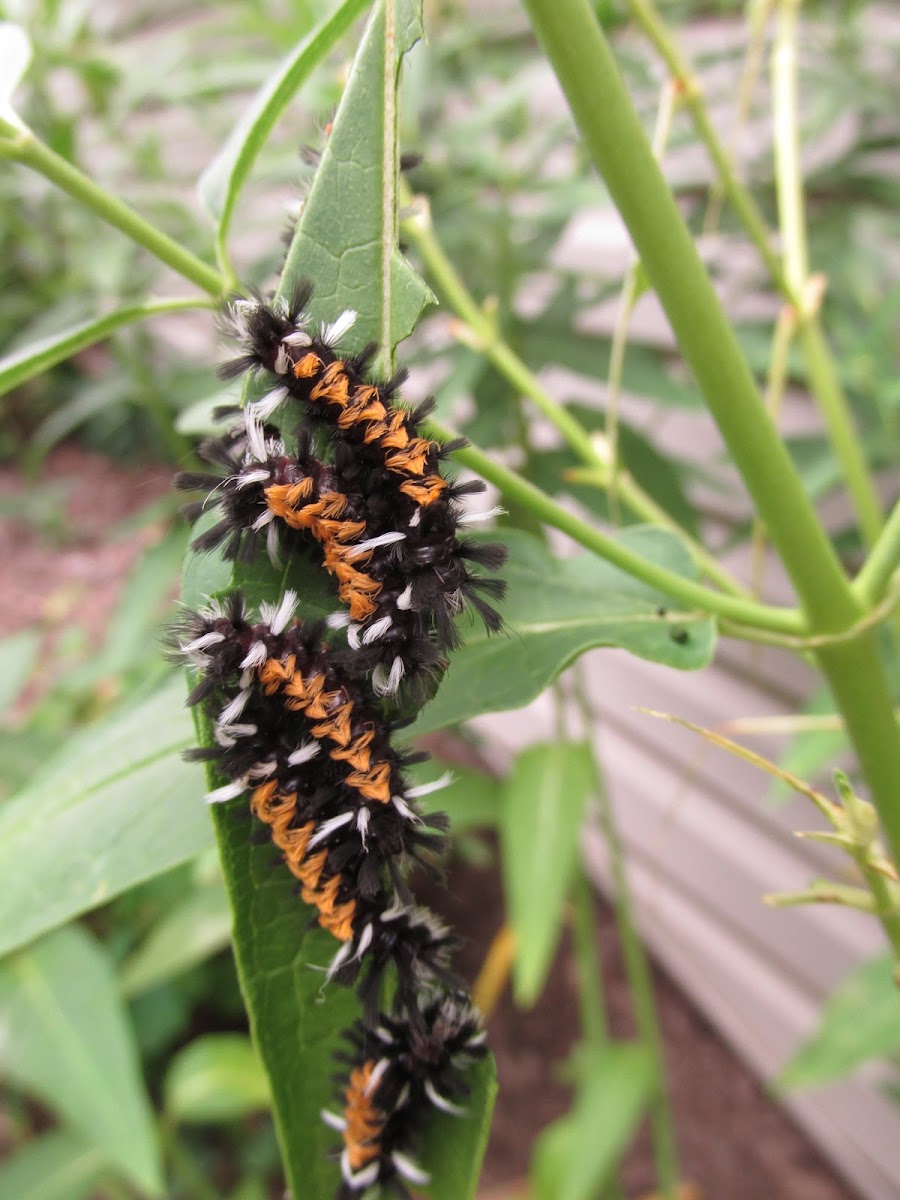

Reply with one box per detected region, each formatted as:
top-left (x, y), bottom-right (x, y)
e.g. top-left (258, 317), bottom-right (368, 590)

top-left (520, 0), bottom-right (900, 865)
top-left (432, 419), bottom-right (807, 635)
top-left (0, 125), bottom-right (226, 299)
top-left (402, 189), bottom-right (749, 599)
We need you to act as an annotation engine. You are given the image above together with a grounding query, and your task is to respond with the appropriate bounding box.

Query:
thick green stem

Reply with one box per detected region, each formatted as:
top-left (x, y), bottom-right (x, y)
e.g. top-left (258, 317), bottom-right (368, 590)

top-left (520, 0), bottom-right (900, 863)
top-left (751, 306), bottom-right (795, 599)
top-left (607, 79), bottom-right (678, 523)
top-left (430, 418), bottom-right (807, 634)
top-left (1, 128), bottom-right (226, 299)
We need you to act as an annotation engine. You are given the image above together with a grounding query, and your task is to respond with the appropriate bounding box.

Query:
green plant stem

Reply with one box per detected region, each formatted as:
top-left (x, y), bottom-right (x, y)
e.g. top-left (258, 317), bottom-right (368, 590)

top-left (520, 0), bottom-right (900, 865)
top-left (429, 418), bottom-right (807, 634)
top-left (402, 192), bottom-right (749, 599)
top-left (704, 0), bottom-right (773, 233)
top-left (771, 0), bottom-right (808, 296)
top-left (750, 305), bottom-right (795, 599)
top-left (571, 869), bottom-right (608, 1050)
top-left (627, 0), bottom-right (885, 550)
top-left (0, 126), bottom-right (226, 299)
top-left (625, 0), bottom-right (788, 293)
top-left (796, 316), bottom-right (884, 547)
top-left (573, 672), bottom-right (679, 1197)
top-left (599, 789), bottom-right (679, 1196)
top-left (607, 78), bottom-right (678, 523)
top-left (0, 296), bottom-right (213, 398)
top-left (401, 190), bottom-right (603, 466)
top-left (861, 864), bottom-right (900, 963)
top-left (854, 499), bottom-right (900, 607)
top-left (771, 0), bottom-right (883, 548)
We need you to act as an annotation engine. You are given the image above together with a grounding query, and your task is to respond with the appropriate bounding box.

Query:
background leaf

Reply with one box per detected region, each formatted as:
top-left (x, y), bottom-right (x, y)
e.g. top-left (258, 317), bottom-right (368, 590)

top-left (119, 880), bottom-right (231, 998)
top-left (501, 742), bottom-right (595, 1006)
top-left (197, 0), bottom-right (370, 248)
top-left (412, 526), bottom-right (716, 736)
top-left (0, 680), bottom-right (210, 959)
top-left (164, 1034), bottom-right (271, 1125)
top-left (0, 628), bottom-right (41, 716)
top-left (779, 955), bottom-right (900, 1089)
top-left (0, 1129), bottom-right (107, 1200)
top-left (0, 925), bottom-right (163, 1196)
top-left (531, 1044), bottom-right (654, 1200)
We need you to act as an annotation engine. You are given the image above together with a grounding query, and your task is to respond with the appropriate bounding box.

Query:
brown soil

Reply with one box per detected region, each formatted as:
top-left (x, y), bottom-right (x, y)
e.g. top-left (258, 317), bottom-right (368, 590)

top-left (0, 447), bottom-right (856, 1200)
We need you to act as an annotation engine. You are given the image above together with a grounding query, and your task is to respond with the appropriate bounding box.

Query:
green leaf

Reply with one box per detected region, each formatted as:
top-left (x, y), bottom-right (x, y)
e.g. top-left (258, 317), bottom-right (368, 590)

top-left (119, 881), bottom-right (232, 998)
top-left (412, 527), bottom-right (716, 736)
top-left (501, 743), bottom-right (595, 1006)
top-left (0, 628), bottom-right (40, 716)
top-left (779, 955), bottom-right (900, 1089)
top-left (0, 299), bottom-right (208, 398)
top-left (187, 5), bottom-right (495, 1193)
top-left (198, 0), bottom-right (371, 251)
top-left (90, 525), bottom-right (188, 679)
top-left (164, 1034), bottom-right (271, 1125)
top-left (418, 1054), bottom-right (498, 1200)
top-left (0, 1129), bottom-right (107, 1200)
top-left (278, 0), bottom-right (432, 355)
top-left (532, 1043), bottom-right (654, 1200)
top-left (209, 795), bottom-right (360, 1195)
top-left (0, 925), bottom-right (163, 1196)
top-left (0, 22), bottom-right (31, 131)
top-left (0, 680), bottom-right (211, 959)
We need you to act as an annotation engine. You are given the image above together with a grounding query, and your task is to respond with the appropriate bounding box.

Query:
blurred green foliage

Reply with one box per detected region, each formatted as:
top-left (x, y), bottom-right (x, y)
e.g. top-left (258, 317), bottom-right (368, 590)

top-left (1, 0), bottom-right (898, 1195)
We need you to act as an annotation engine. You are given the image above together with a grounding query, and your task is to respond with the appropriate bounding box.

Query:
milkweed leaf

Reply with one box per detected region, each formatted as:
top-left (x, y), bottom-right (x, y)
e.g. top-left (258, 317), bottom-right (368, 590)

top-left (501, 742), bottom-right (595, 1006)
top-left (198, 0), bottom-right (371, 256)
top-left (0, 680), bottom-right (209, 960)
top-left (412, 526), bottom-right (716, 736)
top-left (0, 925), bottom-right (163, 1196)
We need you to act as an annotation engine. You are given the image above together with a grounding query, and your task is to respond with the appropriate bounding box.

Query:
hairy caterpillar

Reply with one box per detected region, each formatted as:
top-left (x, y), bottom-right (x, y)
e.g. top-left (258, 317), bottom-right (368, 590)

top-left (173, 591), bottom-right (458, 1009)
top-left (323, 992), bottom-right (487, 1197)
top-left (175, 281), bottom-right (500, 1195)
top-left (175, 282), bottom-right (507, 698)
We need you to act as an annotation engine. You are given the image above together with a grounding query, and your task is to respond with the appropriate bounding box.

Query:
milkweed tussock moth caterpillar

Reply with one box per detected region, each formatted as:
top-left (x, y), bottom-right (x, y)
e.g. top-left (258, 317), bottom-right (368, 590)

top-left (173, 591), bottom-right (458, 1008)
top-left (175, 279), bottom-right (501, 1193)
top-left (175, 281), bottom-right (507, 699)
top-left (324, 992), bottom-right (487, 1198)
